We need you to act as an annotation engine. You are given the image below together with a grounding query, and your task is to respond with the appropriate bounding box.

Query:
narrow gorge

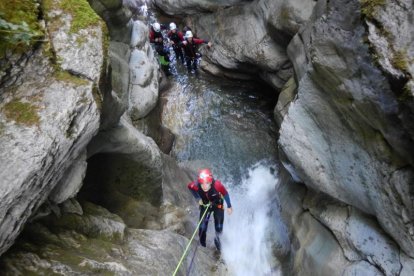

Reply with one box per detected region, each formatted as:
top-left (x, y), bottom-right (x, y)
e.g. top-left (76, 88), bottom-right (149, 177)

top-left (0, 0), bottom-right (413, 275)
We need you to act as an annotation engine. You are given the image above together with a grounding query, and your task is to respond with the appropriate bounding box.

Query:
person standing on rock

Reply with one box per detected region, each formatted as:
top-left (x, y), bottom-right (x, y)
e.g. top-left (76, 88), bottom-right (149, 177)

top-left (187, 168), bottom-right (233, 251)
top-left (149, 22), bottom-right (171, 75)
top-left (167, 22), bottom-right (185, 64)
top-left (181, 30), bottom-right (212, 73)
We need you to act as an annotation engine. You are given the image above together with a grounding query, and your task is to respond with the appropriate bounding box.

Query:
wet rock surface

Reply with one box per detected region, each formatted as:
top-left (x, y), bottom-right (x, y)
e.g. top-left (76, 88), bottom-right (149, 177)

top-left (189, 0), bottom-right (316, 90)
top-left (279, 0), bottom-right (414, 258)
top-left (0, 201), bottom-right (223, 275)
top-left (0, 47), bottom-right (101, 255)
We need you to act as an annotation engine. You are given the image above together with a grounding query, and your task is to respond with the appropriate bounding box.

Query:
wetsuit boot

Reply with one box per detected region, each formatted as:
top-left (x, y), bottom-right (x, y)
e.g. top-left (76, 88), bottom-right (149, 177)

top-left (214, 235), bottom-right (221, 252)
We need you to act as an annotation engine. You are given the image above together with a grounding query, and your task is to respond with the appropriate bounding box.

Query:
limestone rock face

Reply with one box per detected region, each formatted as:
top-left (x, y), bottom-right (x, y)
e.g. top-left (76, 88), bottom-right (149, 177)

top-left (279, 0), bottom-right (414, 257)
top-left (46, 12), bottom-right (104, 80)
top-left (274, 167), bottom-right (409, 275)
top-left (152, 0), bottom-right (247, 14)
top-left (274, 77), bottom-right (297, 126)
top-left (304, 191), bottom-right (402, 275)
top-left (0, 50), bottom-right (101, 256)
top-left (128, 21), bottom-right (159, 120)
top-left (91, 0), bottom-right (160, 123)
top-left (107, 19), bottom-right (159, 121)
top-left (0, 0), bottom-right (213, 273)
top-left (49, 151), bottom-right (88, 204)
top-left (275, 169), bottom-right (352, 275)
top-left (83, 115), bottom-right (164, 229)
top-left (160, 155), bottom-right (198, 235)
top-left (189, 0), bottom-right (316, 89)
top-left (0, 0), bottom-right (107, 256)
top-left (0, 201), bottom-right (223, 275)
top-left (366, 0), bottom-right (414, 107)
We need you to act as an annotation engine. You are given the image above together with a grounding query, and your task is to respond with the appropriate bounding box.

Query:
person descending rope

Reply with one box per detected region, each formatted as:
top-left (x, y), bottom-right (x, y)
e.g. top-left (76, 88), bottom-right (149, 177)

top-left (181, 30), bottom-right (212, 73)
top-left (188, 169), bottom-right (232, 251)
top-left (167, 22), bottom-right (185, 64)
top-left (149, 22), bottom-right (171, 75)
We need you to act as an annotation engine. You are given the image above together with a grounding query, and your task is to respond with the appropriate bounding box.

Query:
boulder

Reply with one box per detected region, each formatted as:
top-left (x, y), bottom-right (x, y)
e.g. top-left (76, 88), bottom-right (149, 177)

top-left (279, 0), bottom-right (414, 255)
top-left (0, 42), bottom-right (101, 255)
top-left (0, 201), bottom-right (223, 275)
top-left (304, 191), bottom-right (401, 275)
top-left (183, 0), bottom-right (316, 89)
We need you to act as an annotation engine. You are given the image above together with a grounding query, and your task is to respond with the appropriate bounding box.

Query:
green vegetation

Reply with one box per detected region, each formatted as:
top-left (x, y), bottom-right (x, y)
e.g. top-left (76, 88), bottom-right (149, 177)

top-left (60, 0), bottom-right (101, 34)
top-left (3, 99), bottom-right (40, 126)
top-left (92, 83), bottom-right (103, 110)
top-left (279, 5), bottom-right (292, 23)
top-left (398, 83), bottom-right (413, 101)
top-left (76, 35), bottom-right (88, 46)
top-left (55, 70), bottom-right (89, 85)
top-left (0, 217), bottom-right (125, 275)
top-left (360, 0), bottom-right (386, 19)
top-left (391, 50), bottom-right (409, 73)
top-left (101, 23), bottom-right (109, 60)
top-left (95, 23), bottom-right (109, 110)
top-left (0, 121), bottom-right (5, 136)
top-left (0, 0), bottom-right (44, 58)
top-left (42, 41), bottom-right (87, 86)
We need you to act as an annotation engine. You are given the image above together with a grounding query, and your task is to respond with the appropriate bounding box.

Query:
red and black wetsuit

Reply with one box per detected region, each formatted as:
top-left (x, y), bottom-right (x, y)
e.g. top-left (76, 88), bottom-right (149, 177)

top-left (181, 38), bottom-right (209, 71)
top-left (149, 26), bottom-right (169, 57)
top-left (188, 180), bottom-right (232, 248)
top-left (167, 30), bottom-right (185, 63)
top-left (149, 27), bottom-right (164, 47)
top-left (149, 26), bottom-right (170, 74)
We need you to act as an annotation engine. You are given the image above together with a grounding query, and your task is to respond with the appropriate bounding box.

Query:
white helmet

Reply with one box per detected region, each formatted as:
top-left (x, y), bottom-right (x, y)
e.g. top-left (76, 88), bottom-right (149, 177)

top-left (185, 30), bottom-right (193, 38)
top-left (169, 22), bottom-right (177, 30)
top-left (153, 22), bottom-right (161, 32)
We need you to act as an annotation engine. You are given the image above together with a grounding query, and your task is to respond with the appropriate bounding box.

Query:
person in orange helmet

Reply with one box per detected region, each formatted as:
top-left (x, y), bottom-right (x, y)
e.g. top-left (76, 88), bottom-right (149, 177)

top-left (187, 168), bottom-right (233, 251)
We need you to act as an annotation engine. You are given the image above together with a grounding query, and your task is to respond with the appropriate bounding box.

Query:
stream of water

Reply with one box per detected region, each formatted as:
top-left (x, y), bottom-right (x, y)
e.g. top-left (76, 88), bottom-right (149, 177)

top-left (221, 163), bottom-right (282, 275)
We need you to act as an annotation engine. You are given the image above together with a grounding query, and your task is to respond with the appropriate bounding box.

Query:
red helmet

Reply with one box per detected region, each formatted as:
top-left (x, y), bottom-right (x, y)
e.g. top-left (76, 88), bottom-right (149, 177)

top-left (198, 169), bottom-right (213, 184)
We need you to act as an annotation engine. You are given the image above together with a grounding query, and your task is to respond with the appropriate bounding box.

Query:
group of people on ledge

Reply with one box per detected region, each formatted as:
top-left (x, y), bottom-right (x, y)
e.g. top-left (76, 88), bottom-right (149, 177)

top-left (149, 21), bottom-right (212, 75)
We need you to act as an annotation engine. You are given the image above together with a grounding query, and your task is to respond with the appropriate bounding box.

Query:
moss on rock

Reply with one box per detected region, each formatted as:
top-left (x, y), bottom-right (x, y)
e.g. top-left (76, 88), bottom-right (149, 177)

top-left (360, 0), bottom-right (385, 20)
top-left (0, 0), bottom-right (44, 58)
top-left (54, 70), bottom-right (89, 86)
top-left (0, 220), bottom-right (127, 275)
top-left (91, 83), bottom-right (103, 109)
top-left (0, 121), bottom-right (5, 136)
top-left (398, 83), bottom-right (414, 101)
top-left (391, 50), bottom-right (409, 73)
top-left (2, 99), bottom-right (40, 126)
top-left (0, 0), bottom-right (41, 30)
top-left (42, 0), bottom-right (102, 34)
top-left (60, 0), bottom-right (102, 34)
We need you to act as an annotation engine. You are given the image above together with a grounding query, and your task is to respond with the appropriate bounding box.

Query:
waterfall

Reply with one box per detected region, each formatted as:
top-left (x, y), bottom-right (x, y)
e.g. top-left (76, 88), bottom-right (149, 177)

top-left (221, 162), bottom-right (282, 276)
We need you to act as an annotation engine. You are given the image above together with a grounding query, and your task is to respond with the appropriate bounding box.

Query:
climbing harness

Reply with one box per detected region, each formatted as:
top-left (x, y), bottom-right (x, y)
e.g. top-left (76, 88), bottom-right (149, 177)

top-left (172, 203), bottom-right (211, 276)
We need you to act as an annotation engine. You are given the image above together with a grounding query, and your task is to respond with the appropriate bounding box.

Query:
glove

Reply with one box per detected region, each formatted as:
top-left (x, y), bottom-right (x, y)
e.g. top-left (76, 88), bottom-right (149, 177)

top-left (227, 207), bottom-right (233, 215)
top-left (199, 199), bottom-right (203, 205)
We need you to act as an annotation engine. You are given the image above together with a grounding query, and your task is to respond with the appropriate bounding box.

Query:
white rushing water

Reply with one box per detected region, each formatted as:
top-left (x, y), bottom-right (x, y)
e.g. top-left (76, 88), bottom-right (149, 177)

top-left (221, 163), bottom-right (282, 276)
